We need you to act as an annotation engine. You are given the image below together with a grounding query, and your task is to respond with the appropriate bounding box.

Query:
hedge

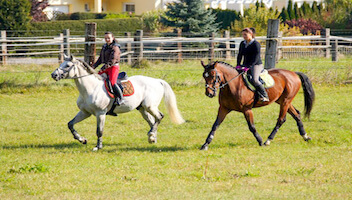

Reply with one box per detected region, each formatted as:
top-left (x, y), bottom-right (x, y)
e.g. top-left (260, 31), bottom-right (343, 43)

top-left (29, 18), bottom-right (143, 36)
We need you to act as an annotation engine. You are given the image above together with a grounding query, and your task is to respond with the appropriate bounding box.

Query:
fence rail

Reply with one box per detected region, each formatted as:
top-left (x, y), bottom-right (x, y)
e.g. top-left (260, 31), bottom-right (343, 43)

top-left (1, 28), bottom-right (351, 65)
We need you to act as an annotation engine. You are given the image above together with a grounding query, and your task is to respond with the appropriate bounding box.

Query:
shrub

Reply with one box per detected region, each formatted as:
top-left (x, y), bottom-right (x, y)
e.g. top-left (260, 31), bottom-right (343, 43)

top-left (284, 19), bottom-right (322, 35)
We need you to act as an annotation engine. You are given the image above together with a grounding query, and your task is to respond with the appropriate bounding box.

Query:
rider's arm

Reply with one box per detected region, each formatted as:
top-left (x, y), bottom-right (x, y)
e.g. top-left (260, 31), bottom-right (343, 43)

top-left (92, 48), bottom-right (103, 69)
top-left (237, 41), bottom-right (244, 66)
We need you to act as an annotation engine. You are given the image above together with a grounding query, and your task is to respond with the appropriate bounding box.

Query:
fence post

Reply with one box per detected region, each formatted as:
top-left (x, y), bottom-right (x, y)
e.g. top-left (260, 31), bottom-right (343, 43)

top-left (58, 33), bottom-right (64, 63)
top-left (264, 19), bottom-right (279, 69)
top-left (84, 23), bottom-right (96, 66)
top-left (1, 31), bottom-right (7, 65)
top-left (177, 29), bottom-right (183, 63)
top-left (332, 39), bottom-right (338, 62)
top-left (224, 30), bottom-right (231, 60)
top-left (322, 28), bottom-right (330, 58)
top-left (63, 29), bottom-right (70, 56)
top-left (209, 32), bottom-right (215, 62)
top-left (134, 30), bottom-right (143, 64)
top-left (125, 32), bottom-right (132, 65)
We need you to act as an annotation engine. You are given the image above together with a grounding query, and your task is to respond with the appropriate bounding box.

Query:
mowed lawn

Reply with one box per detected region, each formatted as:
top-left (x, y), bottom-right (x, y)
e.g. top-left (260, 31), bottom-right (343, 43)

top-left (0, 59), bottom-right (352, 199)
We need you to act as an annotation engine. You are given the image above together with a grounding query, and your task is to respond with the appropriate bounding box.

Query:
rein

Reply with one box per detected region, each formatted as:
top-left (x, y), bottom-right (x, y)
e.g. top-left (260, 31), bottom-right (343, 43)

top-left (219, 71), bottom-right (245, 89)
top-left (64, 60), bottom-right (98, 79)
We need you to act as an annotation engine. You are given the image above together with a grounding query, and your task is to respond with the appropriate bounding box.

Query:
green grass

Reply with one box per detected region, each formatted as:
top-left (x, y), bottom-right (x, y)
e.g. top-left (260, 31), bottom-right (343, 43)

top-left (0, 59), bottom-right (352, 199)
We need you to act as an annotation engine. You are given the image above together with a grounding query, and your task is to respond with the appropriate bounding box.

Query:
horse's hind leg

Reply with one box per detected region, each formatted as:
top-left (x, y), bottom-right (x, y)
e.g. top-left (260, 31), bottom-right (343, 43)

top-left (288, 105), bottom-right (311, 141)
top-left (243, 109), bottom-right (263, 146)
top-left (138, 107), bottom-right (158, 143)
top-left (68, 111), bottom-right (91, 144)
top-left (264, 102), bottom-right (289, 146)
top-left (145, 106), bottom-right (164, 143)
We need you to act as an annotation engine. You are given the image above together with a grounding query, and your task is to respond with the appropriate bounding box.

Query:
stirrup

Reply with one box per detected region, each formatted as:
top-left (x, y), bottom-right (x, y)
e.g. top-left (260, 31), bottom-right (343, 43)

top-left (260, 97), bottom-right (269, 102)
top-left (106, 110), bottom-right (117, 116)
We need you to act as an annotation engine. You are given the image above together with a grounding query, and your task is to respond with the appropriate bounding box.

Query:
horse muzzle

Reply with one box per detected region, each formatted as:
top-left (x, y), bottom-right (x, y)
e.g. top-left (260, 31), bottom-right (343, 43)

top-left (51, 70), bottom-right (63, 81)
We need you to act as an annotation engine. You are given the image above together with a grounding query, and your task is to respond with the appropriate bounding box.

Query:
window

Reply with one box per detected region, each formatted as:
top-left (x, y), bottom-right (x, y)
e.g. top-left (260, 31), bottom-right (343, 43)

top-left (84, 3), bottom-right (90, 12)
top-left (124, 3), bottom-right (135, 13)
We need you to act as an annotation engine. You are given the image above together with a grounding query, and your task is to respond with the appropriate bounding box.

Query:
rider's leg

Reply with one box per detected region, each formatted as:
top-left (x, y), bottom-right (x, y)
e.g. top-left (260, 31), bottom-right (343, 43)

top-left (252, 64), bottom-right (269, 102)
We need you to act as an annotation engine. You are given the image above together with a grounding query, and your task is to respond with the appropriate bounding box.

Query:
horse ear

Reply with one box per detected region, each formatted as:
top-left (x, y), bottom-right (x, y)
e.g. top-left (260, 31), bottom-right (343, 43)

top-left (201, 60), bottom-right (206, 68)
top-left (70, 54), bottom-right (76, 61)
top-left (64, 54), bottom-right (70, 60)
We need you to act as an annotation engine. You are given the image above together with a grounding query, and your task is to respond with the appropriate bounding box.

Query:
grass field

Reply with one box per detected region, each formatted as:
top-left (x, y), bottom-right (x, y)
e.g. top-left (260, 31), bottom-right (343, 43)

top-left (0, 58), bottom-right (352, 199)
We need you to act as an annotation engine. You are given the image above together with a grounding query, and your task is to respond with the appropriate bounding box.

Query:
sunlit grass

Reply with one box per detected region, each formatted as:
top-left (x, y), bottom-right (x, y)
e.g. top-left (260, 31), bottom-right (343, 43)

top-left (0, 59), bottom-right (352, 199)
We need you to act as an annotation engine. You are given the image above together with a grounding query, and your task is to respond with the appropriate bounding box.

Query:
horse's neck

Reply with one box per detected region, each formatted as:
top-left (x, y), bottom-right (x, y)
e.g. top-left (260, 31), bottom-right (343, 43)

top-left (218, 64), bottom-right (239, 83)
top-left (74, 67), bottom-right (102, 97)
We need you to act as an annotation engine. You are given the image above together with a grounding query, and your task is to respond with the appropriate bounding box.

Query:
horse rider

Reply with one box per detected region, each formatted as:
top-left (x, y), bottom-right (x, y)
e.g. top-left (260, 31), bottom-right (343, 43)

top-left (92, 32), bottom-right (124, 115)
top-left (237, 27), bottom-right (269, 102)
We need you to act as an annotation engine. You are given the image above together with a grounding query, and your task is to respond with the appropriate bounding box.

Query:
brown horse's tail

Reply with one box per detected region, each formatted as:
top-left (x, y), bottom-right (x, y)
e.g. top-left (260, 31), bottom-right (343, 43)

top-left (295, 72), bottom-right (315, 118)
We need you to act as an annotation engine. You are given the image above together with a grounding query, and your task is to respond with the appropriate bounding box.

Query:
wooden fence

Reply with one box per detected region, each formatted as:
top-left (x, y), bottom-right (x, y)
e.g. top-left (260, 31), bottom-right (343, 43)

top-left (1, 26), bottom-right (351, 66)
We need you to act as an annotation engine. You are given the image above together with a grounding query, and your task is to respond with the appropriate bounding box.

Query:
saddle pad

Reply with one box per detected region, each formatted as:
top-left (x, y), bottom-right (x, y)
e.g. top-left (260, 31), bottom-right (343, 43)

top-left (104, 80), bottom-right (134, 98)
top-left (243, 70), bottom-right (275, 91)
top-left (121, 80), bottom-right (134, 96)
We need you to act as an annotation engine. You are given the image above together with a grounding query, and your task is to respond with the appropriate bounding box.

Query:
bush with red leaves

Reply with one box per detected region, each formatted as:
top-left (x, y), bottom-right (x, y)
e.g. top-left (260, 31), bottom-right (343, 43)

top-left (30, 0), bottom-right (49, 22)
top-left (284, 19), bottom-right (323, 35)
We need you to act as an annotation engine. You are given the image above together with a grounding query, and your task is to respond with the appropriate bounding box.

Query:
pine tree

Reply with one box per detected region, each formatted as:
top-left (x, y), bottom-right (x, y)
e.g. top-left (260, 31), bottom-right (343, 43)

top-left (162, 0), bottom-right (219, 34)
top-left (287, 0), bottom-right (294, 20)
top-left (279, 7), bottom-right (289, 22)
top-left (293, 2), bottom-right (299, 19)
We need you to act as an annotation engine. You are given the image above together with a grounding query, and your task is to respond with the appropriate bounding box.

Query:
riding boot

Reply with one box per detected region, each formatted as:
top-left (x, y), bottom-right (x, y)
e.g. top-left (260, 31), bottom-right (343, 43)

top-left (106, 85), bottom-right (124, 116)
top-left (255, 84), bottom-right (269, 102)
top-left (112, 84), bottom-right (124, 106)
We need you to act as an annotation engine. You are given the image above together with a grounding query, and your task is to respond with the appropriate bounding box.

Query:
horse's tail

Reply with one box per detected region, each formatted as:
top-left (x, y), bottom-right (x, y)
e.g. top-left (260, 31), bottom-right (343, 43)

top-left (160, 80), bottom-right (185, 124)
top-left (295, 72), bottom-right (315, 118)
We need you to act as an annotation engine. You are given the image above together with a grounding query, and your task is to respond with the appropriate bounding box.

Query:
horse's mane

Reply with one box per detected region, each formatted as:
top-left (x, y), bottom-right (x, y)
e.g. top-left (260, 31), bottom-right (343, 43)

top-left (77, 59), bottom-right (103, 80)
top-left (215, 61), bottom-right (236, 69)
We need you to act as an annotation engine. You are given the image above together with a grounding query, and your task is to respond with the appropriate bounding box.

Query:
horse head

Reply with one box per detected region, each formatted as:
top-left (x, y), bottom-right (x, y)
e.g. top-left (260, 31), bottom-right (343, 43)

top-left (51, 54), bottom-right (78, 81)
top-left (201, 60), bottom-right (221, 98)
top-left (51, 54), bottom-right (97, 81)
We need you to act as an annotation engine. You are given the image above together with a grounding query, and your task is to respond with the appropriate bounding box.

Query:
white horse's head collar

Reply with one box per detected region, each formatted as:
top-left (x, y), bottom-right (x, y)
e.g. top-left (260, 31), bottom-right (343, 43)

top-left (51, 55), bottom-right (85, 81)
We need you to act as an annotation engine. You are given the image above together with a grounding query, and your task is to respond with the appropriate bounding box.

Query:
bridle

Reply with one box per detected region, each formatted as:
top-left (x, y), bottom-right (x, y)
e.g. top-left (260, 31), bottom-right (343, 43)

top-left (59, 60), bottom-right (95, 79)
top-left (205, 68), bottom-right (245, 93)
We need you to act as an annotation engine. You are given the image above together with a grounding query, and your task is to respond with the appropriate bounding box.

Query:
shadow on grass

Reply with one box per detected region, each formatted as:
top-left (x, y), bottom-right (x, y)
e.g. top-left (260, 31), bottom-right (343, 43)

top-left (1, 142), bottom-right (82, 150)
top-left (105, 143), bottom-right (191, 153)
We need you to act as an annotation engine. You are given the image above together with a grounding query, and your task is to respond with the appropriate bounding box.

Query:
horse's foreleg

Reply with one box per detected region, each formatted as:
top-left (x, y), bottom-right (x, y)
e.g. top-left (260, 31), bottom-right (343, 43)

top-left (264, 103), bottom-right (289, 146)
top-left (68, 111), bottom-right (91, 144)
top-left (200, 106), bottom-right (229, 150)
top-left (243, 109), bottom-right (263, 146)
top-left (288, 105), bottom-right (311, 141)
top-left (93, 113), bottom-right (106, 151)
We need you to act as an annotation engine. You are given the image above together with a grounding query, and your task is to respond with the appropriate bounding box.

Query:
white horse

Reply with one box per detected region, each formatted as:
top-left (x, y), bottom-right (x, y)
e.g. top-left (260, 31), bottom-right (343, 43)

top-left (51, 55), bottom-right (185, 151)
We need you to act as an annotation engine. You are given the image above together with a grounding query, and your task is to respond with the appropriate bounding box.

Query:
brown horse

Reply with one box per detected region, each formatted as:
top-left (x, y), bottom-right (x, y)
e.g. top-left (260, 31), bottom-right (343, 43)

top-left (200, 61), bottom-right (315, 150)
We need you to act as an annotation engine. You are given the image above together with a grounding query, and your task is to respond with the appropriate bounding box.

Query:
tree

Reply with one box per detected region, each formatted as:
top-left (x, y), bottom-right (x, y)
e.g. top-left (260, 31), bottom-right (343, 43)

top-left (30, 0), bottom-right (49, 22)
top-left (231, 4), bottom-right (280, 36)
top-left (0, 0), bottom-right (31, 35)
top-left (162, 0), bottom-right (219, 34)
top-left (279, 7), bottom-right (289, 22)
top-left (287, 0), bottom-right (294, 20)
top-left (293, 2), bottom-right (300, 19)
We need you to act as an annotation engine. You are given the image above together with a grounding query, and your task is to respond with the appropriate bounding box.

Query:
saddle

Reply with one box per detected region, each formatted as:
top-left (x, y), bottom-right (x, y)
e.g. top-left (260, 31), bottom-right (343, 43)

top-left (243, 69), bottom-right (275, 91)
top-left (104, 72), bottom-right (135, 98)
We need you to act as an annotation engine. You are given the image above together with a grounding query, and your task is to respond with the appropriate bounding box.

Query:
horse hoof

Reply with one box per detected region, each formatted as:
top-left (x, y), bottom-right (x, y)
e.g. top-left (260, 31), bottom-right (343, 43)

top-left (92, 147), bottom-right (99, 151)
top-left (82, 138), bottom-right (87, 144)
top-left (264, 140), bottom-right (271, 146)
top-left (303, 134), bottom-right (312, 141)
top-left (200, 144), bottom-right (208, 151)
top-left (148, 133), bottom-right (157, 144)
top-left (148, 136), bottom-right (157, 144)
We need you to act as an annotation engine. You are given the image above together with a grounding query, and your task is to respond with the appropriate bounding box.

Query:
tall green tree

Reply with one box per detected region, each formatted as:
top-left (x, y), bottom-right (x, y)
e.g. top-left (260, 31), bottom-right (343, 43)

top-left (0, 0), bottom-right (31, 35)
top-left (279, 7), bottom-right (289, 22)
top-left (293, 2), bottom-right (300, 19)
top-left (162, 0), bottom-right (219, 34)
top-left (287, 0), bottom-right (294, 20)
